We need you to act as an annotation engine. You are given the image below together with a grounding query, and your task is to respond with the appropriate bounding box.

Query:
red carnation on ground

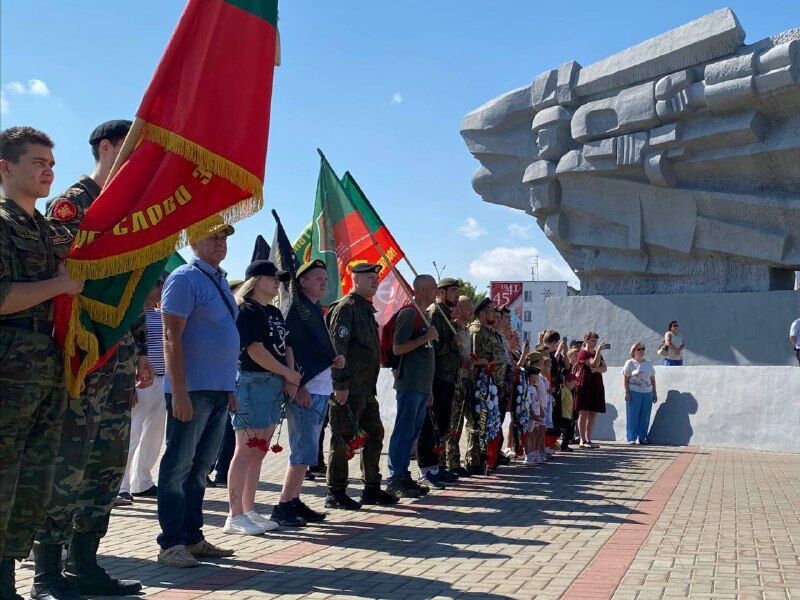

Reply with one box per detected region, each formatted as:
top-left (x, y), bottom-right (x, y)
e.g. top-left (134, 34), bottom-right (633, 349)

top-left (271, 443), bottom-right (283, 453)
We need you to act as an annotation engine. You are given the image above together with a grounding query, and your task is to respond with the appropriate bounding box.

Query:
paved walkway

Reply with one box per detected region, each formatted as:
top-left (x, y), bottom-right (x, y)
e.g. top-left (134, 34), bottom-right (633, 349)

top-left (15, 442), bottom-right (800, 599)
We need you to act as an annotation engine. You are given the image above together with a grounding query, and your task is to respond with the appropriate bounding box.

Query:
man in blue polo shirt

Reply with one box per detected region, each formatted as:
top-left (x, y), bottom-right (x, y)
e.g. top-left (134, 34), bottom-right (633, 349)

top-left (156, 218), bottom-right (240, 568)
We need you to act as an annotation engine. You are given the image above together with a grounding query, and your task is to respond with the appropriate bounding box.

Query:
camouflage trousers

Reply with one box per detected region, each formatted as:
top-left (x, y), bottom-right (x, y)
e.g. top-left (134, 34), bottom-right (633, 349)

top-left (444, 376), bottom-right (471, 470)
top-left (36, 334), bottom-right (135, 545)
top-left (327, 394), bottom-right (384, 493)
top-left (0, 328), bottom-right (67, 560)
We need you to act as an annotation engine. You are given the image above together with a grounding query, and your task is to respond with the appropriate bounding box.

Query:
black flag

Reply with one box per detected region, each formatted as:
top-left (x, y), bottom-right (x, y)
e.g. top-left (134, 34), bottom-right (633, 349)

top-left (251, 234), bottom-right (271, 262)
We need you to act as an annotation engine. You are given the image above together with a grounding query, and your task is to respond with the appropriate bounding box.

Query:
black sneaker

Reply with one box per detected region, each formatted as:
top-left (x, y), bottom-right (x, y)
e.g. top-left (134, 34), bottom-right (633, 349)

top-left (205, 476), bottom-right (217, 488)
top-left (437, 468), bottom-right (458, 483)
top-left (132, 485), bottom-right (157, 497)
top-left (466, 464), bottom-right (485, 476)
top-left (304, 470), bottom-right (316, 481)
top-left (117, 492), bottom-right (134, 501)
top-left (418, 473), bottom-right (445, 490)
top-left (270, 502), bottom-right (307, 527)
top-left (451, 466), bottom-right (471, 478)
top-left (386, 479), bottom-right (420, 499)
top-left (360, 488), bottom-right (399, 505)
top-left (324, 492), bottom-right (362, 510)
top-left (497, 454), bottom-right (511, 465)
top-left (292, 498), bottom-right (326, 522)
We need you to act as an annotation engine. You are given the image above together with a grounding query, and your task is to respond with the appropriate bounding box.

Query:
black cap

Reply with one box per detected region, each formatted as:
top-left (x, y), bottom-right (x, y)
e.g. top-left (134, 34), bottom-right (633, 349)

top-left (351, 263), bottom-right (382, 274)
top-left (524, 365), bottom-right (541, 377)
top-left (437, 277), bottom-right (460, 289)
top-left (89, 120), bottom-right (133, 145)
top-left (296, 259), bottom-right (326, 279)
top-left (245, 260), bottom-right (289, 282)
top-left (473, 297), bottom-right (492, 317)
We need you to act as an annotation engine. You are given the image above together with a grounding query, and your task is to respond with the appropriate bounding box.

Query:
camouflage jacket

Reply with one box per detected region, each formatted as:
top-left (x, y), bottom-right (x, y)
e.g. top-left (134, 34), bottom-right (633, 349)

top-left (469, 320), bottom-right (508, 393)
top-left (328, 292), bottom-right (380, 395)
top-left (427, 302), bottom-right (460, 384)
top-left (0, 197), bottom-right (72, 321)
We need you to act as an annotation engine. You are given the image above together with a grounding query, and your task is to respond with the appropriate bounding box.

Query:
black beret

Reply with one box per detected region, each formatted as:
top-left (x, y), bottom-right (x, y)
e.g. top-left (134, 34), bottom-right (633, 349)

top-left (473, 297), bottom-right (492, 317)
top-left (351, 263), bottom-right (381, 274)
top-left (296, 259), bottom-right (326, 279)
top-left (437, 277), bottom-right (460, 289)
top-left (245, 260), bottom-right (289, 282)
top-left (89, 120), bottom-right (133, 145)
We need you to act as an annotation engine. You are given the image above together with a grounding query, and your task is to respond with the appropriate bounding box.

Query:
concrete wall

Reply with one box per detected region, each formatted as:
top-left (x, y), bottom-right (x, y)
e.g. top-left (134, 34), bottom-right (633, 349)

top-left (544, 290), bottom-right (800, 366)
top-left (376, 366), bottom-right (800, 454)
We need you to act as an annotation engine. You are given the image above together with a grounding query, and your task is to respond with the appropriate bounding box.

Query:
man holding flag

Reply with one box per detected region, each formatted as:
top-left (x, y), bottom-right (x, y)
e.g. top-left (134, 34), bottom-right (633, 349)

top-left (33, 121), bottom-right (148, 599)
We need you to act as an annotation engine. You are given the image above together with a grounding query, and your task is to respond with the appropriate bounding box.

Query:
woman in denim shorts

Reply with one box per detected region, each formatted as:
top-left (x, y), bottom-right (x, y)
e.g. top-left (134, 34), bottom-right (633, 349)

top-left (224, 260), bottom-right (301, 536)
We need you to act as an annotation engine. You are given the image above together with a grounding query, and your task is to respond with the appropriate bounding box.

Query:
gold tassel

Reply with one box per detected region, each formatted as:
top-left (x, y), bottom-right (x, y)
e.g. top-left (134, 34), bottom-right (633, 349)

top-left (80, 268), bottom-right (145, 327)
top-left (140, 123), bottom-right (263, 200)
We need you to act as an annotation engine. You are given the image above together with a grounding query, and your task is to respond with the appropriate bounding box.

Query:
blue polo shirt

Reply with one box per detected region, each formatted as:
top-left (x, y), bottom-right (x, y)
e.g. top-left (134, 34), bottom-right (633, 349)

top-left (161, 257), bottom-right (239, 393)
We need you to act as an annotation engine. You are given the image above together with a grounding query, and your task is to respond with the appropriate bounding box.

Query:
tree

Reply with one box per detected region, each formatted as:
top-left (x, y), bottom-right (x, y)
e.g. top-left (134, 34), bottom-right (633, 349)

top-left (459, 279), bottom-right (487, 304)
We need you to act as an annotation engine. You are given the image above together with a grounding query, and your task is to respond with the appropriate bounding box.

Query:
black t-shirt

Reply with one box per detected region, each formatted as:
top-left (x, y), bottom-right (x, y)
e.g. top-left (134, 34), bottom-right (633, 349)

top-left (236, 299), bottom-right (291, 372)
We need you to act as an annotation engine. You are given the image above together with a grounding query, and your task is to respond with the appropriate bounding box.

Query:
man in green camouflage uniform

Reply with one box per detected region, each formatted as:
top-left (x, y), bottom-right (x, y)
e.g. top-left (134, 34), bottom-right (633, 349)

top-left (444, 295), bottom-right (473, 477)
top-left (0, 127), bottom-right (84, 600)
top-left (466, 298), bottom-right (507, 475)
top-left (416, 278), bottom-right (462, 489)
top-left (32, 121), bottom-right (148, 599)
top-left (326, 263), bottom-right (398, 509)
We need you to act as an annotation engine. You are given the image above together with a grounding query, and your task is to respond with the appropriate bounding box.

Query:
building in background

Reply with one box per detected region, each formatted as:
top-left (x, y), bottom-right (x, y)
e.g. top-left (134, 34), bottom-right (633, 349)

top-left (490, 280), bottom-right (570, 343)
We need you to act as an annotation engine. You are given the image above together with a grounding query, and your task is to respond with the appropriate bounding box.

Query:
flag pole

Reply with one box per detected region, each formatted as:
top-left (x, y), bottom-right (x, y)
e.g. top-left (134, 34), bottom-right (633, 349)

top-left (400, 256), bottom-right (458, 336)
top-left (103, 117), bottom-right (145, 191)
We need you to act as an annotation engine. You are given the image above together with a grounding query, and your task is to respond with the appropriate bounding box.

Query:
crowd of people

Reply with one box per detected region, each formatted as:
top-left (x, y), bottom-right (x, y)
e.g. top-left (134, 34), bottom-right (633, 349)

top-left (2, 122), bottom-right (683, 599)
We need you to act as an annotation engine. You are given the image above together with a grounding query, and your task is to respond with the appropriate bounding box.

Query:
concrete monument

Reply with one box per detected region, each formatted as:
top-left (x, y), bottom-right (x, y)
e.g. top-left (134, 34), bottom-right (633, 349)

top-left (461, 8), bottom-right (800, 372)
top-left (461, 8), bottom-right (799, 296)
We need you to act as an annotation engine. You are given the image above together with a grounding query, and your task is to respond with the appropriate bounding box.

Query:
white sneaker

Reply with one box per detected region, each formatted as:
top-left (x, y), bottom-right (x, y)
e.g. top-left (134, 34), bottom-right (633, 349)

top-left (502, 447), bottom-right (515, 458)
top-left (245, 511), bottom-right (280, 531)
top-left (223, 513), bottom-right (266, 535)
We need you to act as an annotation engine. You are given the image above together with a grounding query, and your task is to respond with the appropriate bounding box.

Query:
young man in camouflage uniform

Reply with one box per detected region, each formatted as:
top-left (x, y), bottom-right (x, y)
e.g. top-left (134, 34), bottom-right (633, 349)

top-left (326, 263), bottom-right (397, 509)
top-left (416, 278), bottom-right (462, 489)
top-left (0, 127), bottom-right (84, 600)
top-left (444, 295), bottom-right (473, 478)
top-left (33, 120), bottom-right (151, 599)
top-left (466, 298), bottom-right (507, 475)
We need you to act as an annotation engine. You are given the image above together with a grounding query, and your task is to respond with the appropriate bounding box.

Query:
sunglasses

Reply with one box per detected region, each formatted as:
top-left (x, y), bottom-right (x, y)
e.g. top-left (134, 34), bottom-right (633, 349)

top-left (635, 347), bottom-right (645, 352)
top-left (590, 335), bottom-right (599, 339)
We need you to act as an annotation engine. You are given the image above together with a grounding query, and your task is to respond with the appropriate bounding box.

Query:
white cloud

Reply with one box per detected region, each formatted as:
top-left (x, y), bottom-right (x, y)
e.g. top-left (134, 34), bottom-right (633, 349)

top-left (507, 222), bottom-right (534, 239)
top-left (6, 81), bottom-right (25, 94)
top-left (27, 79), bottom-right (50, 96)
top-left (457, 217), bottom-right (487, 240)
top-left (391, 92), bottom-right (403, 104)
top-left (0, 91), bottom-right (8, 115)
top-left (468, 246), bottom-right (578, 285)
top-left (5, 79), bottom-right (50, 96)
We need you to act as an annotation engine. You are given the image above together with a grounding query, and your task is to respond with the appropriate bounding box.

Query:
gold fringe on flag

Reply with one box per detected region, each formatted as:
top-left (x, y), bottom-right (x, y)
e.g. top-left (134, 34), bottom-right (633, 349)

top-left (63, 296), bottom-right (100, 399)
top-left (80, 268), bottom-right (146, 327)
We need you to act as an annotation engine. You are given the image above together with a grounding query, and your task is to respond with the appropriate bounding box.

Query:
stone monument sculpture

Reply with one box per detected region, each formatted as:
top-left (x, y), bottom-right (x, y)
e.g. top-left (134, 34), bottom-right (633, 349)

top-left (462, 8), bottom-right (799, 365)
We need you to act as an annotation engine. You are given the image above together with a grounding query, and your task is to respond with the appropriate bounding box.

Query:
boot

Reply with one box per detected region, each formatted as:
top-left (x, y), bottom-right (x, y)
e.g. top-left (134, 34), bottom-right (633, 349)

top-left (30, 542), bottom-right (80, 600)
top-left (64, 532), bottom-right (142, 596)
top-left (0, 559), bottom-right (24, 600)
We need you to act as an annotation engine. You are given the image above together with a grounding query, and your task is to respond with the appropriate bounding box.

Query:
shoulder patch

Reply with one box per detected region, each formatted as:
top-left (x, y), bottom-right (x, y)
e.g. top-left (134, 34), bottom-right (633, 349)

top-left (337, 325), bottom-right (350, 339)
top-left (12, 226), bottom-right (39, 240)
top-left (52, 199), bottom-right (78, 222)
top-left (50, 233), bottom-right (72, 246)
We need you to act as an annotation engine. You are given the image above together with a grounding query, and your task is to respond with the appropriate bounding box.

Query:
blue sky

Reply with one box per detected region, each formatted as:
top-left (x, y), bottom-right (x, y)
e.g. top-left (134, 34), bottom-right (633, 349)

top-left (1, 1), bottom-right (795, 288)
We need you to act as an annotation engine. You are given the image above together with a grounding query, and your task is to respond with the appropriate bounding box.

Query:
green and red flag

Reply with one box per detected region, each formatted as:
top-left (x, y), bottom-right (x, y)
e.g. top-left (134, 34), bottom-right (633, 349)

top-left (55, 0), bottom-right (280, 397)
top-left (294, 154), bottom-right (410, 326)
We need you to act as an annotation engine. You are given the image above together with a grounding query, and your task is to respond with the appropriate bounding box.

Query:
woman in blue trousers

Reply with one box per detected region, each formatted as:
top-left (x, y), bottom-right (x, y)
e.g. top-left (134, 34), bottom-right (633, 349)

top-left (622, 343), bottom-right (658, 444)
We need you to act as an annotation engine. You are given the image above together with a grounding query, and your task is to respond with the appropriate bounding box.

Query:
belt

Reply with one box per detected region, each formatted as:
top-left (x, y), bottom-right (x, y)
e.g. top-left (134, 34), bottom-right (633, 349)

top-left (0, 317), bottom-right (54, 336)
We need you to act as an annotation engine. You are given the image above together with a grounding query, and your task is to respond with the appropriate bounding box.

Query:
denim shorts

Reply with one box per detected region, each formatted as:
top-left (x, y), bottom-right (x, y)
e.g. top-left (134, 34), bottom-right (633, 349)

top-left (663, 358), bottom-right (683, 366)
top-left (286, 393), bottom-right (329, 466)
top-left (231, 371), bottom-right (284, 430)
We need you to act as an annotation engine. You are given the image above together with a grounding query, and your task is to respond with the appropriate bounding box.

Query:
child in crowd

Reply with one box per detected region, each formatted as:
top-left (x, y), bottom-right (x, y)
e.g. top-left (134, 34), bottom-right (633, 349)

top-left (559, 374), bottom-right (578, 451)
top-left (523, 365), bottom-right (545, 465)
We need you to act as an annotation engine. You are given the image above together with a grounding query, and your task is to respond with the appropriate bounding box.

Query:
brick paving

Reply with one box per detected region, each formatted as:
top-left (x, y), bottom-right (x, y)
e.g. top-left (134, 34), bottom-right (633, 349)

top-left (14, 440), bottom-right (800, 599)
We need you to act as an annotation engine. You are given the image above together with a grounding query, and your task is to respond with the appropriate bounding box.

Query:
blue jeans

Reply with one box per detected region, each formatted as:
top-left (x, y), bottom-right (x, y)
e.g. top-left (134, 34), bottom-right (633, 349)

top-left (663, 358), bottom-right (683, 366)
top-left (626, 390), bottom-right (653, 442)
top-left (157, 390), bottom-right (229, 549)
top-left (387, 391), bottom-right (429, 483)
top-left (286, 393), bottom-right (328, 466)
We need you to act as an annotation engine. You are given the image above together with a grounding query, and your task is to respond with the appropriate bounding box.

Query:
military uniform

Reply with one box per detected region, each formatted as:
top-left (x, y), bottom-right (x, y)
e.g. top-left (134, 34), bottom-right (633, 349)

top-left (445, 322), bottom-right (472, 471)
top-left (34, 170), bottom-right (140, 596)
top-left (466, 319), bottom-right (507, 468)
top-left (0, 197), bottom-right (71, 563)
top-left (417, 300), bottom-right (460, 471)
top-left (327, 290), bottom-right (384, 495)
